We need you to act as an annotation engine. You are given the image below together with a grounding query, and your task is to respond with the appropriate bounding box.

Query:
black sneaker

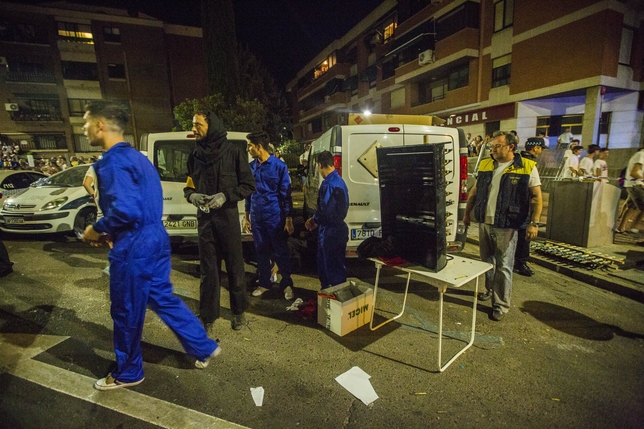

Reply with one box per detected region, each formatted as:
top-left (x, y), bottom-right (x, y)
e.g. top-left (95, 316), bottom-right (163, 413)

top-left (232, 314), bottom-right (245, 330)
top-left (491, 310), bottom-right (505, 321)
top-left (478, 289), bottom-right (493, 301)
top-left (514, 263), bottom-right (534, 277)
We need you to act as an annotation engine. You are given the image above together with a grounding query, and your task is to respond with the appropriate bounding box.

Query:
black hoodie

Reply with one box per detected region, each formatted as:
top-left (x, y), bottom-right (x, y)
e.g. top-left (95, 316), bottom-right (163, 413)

top-left (183, 110), bottom-right (255, 209)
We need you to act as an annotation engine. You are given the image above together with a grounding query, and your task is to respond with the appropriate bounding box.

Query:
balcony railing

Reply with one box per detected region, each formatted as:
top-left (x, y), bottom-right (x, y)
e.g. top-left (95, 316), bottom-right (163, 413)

top-left (10, 112), bottom-right (63, 122)
top-left (6, 71), bottom-right (57, 83)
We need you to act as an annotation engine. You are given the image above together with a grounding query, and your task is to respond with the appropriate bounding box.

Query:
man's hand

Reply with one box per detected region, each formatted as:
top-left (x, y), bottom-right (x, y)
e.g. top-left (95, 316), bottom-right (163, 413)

top-left (305, 217), bottom-right (317, 231)
top-left (206, 193), bottom-right (226, 209)
top-left (284, 217), bottom-right (294, 235)
top-left (243, 217), bottom-right (252, 232)
top-left (189, 193), bottom-right (207, 207)
top-left (463, 212), bottom-right (471, 228)
top-left (526, 224), bottom-right (539, 241)
top-left (82, 225), bottom-right (110, 247)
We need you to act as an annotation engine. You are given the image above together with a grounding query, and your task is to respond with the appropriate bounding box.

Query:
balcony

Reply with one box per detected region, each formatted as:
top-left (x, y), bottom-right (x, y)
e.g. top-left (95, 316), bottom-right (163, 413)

top-left (5, 71), bottom-right (57, 84)
top-left (9, 111), bottom-right (63, 122)
top-left (298, 63), bottom-right (350, 100)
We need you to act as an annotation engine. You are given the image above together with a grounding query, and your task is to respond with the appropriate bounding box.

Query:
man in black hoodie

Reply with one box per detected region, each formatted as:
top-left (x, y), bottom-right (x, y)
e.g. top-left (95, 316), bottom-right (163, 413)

top-left (184, 109), bottom-right (256, 330)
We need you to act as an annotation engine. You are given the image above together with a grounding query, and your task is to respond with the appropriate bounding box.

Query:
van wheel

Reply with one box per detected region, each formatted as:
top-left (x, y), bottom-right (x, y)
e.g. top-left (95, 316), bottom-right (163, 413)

top-left (74, 207), bottom-right (97, 232)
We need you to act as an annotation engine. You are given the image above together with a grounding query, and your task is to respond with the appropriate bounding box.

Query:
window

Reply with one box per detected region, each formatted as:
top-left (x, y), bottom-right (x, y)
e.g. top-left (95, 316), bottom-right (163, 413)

top-left (68, 98), bottom-right (97, 117)
top-left (492, 55), bottom-right (511, 87)
top-left (310, 118), bottom-right (322, 134)
top-left (619, 28), bottom-right (633, 65)
top-left (103, 26), bottom-right (121, 43)
top-left (561, 114), bottom-right (583, 135)
top-left (382, 59), bottom-right (396, 80)
top-left (0, 20), bottom-right (47, 44)
top-left (10, 95), bottom-right (62, 122)
top-left (57, 22), bottom-right (93, 43)
top-left (599, 112), bottom-right (611, 135)
top-left (535, 116), bottom-right (550, 137)
top-left (107, 63), bottom-right (126, 79)
top-left (360, 65), bottom-right (377, 88)
top-left (314, 52), bottom-right (336, 79)
top-left (448, 65), bottom-right (469, 90)
top-left (323, 114), bottom-right (332, 130)
top-left (543, 114), bottom-right (583, 137)
top-left (343, 75), bottom-right (359, 96)
top-left (62, 61), bottom-right (98, 80)
top-left (154, 141), bottom-right (193, 182)
top-left (431, 78), bottom-right (448, 102)
top-left (436, 2), bottom-right (479, 41)
top-left (494, 0), bottom-right (514, 32)
top-left (5, 56), bottom-right (55, 83)
top-left (391, 87), bottom-right (405, 109)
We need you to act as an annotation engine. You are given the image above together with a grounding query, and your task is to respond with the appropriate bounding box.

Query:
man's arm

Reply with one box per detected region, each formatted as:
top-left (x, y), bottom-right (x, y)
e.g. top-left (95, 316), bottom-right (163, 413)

top-left (629, 162), bottom-right (643, 180)
top-left (526, 185), bottom-right (543, 240)
top-left (82, 175), bottom-right (94, 197)
top-left (463, 182), bottom-right (477, 227)
top-left (224, 148), bottom-right (256, 203)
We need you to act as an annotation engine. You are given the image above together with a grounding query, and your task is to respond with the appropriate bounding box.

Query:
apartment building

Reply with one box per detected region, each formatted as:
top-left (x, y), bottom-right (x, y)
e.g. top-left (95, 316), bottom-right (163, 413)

top-left (0, 1), bottom-right (207, 157)
top-left (286, 0), bottom-right (644, 151)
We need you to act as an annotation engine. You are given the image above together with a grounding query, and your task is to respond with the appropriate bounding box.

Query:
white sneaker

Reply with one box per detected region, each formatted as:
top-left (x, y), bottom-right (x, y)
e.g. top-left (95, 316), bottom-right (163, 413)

top-left (94, 374), bottom-right (144, 390)
top-left (284, 286), bottom-right (294, 300)
top-left (270, 273), bottom-right (278, 283)
top-left (252, 286), bottom-right (270, 297)
top-left (195, 345), bottom-right (221, 369)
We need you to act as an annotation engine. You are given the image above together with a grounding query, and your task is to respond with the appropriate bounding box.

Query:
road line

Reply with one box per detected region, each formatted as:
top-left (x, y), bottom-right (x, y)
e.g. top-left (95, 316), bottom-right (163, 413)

top-left (0, 333), bottom-right (249, 429)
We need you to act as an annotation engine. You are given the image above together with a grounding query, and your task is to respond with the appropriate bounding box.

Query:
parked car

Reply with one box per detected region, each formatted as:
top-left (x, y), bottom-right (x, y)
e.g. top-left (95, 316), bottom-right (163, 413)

top-left (0, 165), bottom-right (96, 234)
top-left (0, 169), bottom-right (47, 207)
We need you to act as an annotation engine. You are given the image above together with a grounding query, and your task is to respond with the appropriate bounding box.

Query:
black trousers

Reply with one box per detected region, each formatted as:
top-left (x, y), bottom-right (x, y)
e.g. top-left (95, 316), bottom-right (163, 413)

top-left (197, 207), bottom-right (248, 323)
top-left (0, 236), bottom-right (13, 274)
top-left (514, 226), bottom-right (529, 265)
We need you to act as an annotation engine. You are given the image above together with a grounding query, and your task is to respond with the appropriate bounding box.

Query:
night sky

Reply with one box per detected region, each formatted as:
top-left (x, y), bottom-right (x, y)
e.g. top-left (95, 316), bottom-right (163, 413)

top-left (13, 0), bottom-right (383, 89)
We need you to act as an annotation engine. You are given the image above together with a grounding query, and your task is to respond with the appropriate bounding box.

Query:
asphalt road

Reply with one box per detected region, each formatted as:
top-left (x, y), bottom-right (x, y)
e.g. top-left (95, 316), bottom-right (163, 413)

top-left (1, 232), bottom-right (643, 429)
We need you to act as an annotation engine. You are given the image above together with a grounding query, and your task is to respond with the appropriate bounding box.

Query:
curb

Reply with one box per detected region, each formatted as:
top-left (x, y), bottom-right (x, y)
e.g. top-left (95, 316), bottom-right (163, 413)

top-left (466, 235), bottom-right (644, 304)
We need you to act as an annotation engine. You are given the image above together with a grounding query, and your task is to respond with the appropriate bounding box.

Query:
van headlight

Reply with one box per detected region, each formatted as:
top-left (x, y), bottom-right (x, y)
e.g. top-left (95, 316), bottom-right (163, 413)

top-left (41, 197), bottom-right (68, 210)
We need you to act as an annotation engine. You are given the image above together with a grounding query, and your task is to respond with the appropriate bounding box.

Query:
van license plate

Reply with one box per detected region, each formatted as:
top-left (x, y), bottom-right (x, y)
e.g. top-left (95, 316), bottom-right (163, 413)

top-left (6, 217), bottom-right (25, 224)
top-left (163, 220), bottom-right (197, 229)
top-left (351, 228), bottom-right (382, 240)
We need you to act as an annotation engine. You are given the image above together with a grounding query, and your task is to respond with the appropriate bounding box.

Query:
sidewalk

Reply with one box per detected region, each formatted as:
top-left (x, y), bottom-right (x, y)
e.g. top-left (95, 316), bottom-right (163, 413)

top-left (466, 223), bottom-right (644, 304)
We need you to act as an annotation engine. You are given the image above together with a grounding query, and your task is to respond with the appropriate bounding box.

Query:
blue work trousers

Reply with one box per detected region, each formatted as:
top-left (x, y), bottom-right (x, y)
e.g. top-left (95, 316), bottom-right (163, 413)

top-left (109, 229), bottom-right (218, 383)
top-left (252, 220), bottom-right (292, 289)
top-left (478, 223), bottom-right (517, 314)
top-left (317, 224), bottom-right (348, 289)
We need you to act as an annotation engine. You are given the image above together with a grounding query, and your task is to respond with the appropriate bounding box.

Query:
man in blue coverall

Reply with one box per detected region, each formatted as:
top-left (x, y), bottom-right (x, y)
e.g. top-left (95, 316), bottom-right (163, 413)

top-left (305, 151), bottom-right (349, 289)
top-left (244, 132), bottom-right (295, 300)
top-left (81, 101), bottom-right (220, 391)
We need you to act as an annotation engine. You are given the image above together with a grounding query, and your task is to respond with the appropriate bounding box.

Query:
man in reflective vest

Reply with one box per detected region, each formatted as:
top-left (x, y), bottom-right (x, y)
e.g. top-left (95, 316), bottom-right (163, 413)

top-left (464, 131), bottom-right (542, 321)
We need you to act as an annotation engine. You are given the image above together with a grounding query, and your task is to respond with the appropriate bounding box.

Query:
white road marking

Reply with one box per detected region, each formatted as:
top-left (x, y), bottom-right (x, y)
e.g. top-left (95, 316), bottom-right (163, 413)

top-left (0, 333), bottom-right (249, 429)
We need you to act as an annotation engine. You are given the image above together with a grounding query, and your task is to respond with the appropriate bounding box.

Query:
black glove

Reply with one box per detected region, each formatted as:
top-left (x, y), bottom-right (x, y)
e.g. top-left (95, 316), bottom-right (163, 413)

top-left (189, 193), bottom-right (207, 207)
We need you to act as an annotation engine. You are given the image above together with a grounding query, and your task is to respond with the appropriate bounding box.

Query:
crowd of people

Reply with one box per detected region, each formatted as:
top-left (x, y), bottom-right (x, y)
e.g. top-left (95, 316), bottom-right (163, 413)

top-left (1, 142), bottom-right (98, 175)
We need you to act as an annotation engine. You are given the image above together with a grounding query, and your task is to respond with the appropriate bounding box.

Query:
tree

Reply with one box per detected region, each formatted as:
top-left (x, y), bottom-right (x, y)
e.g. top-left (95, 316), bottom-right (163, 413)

top-left (201, 0), bottom-right (239, 103)
top-left (173, 94), bottom-right (266, 133)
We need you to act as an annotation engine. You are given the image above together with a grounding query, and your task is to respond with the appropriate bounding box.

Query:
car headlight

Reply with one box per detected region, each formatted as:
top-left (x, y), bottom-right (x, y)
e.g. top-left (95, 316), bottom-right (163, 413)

top-left (61, 195), bottom-right (93, 210)
top-left (41, 197), bottom-right (69, 210)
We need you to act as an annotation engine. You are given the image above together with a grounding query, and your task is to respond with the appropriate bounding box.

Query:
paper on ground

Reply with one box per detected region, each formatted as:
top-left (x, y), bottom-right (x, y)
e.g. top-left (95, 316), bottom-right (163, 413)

top-left (335, 366), bottom-right (379, 406)
top-left (250, 387), bottom-right (264, 406)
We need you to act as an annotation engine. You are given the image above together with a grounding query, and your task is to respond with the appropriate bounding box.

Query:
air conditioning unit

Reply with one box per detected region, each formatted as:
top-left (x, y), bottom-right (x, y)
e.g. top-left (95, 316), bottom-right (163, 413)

top-left (324, 95), bottom-right (331, 103)
top-left (5, 103), bottom-right (19, 111)
top-left (0, 57), bottom-right (7, 66)
top-left (418, 50), bottom-right (434, 66)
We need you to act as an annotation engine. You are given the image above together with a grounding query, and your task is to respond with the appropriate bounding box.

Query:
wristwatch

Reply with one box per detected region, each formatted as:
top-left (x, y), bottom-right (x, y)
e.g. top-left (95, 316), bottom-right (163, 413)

top-left (529, 222), bottom-right (540, 227)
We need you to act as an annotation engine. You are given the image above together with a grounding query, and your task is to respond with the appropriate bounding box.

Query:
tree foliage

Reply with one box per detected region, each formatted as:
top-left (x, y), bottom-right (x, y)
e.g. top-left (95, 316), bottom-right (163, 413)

top-left (173, 94), bottom-right (265, 133)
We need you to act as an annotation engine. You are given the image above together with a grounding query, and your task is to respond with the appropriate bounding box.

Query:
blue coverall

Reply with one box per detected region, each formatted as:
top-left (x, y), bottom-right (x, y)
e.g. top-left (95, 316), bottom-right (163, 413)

top-left (313, 169), bottom-right (349, 289)
top-left (245, 155), bottom-right (293, 289)
top-left (94, 143), bottom-right (218, 383)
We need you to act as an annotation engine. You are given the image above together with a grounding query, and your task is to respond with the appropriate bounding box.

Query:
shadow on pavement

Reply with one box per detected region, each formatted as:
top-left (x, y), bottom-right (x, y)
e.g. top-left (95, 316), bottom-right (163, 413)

top-left (520, 301), bottom-right (644, 340)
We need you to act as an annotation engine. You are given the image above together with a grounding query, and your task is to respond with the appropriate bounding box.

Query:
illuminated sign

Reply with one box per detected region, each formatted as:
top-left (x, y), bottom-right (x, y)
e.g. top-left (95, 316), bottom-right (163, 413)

top-left (444, 103), bottom-right (516, 126)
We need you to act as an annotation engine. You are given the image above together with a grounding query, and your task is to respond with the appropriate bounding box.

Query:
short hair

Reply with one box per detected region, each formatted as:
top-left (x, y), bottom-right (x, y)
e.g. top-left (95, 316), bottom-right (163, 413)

top-left (572, 145), bottom-right (583, 152)
top-left (571, 138), bottom-right (580, 143)
top-left (587, 144), bottom-right (600, 154)
top-left (599, 147), bottom-right (609, 153)
top-left (246, 131), bottom-right (270, 152)
top-left (193, 106), bottom-right (211, 125)
top-left (85, 101), bottom-right (129, 131)
top-left (492, 130), bottom-right (518, 151)
top-left (317, 151), bottom-right (334, 168)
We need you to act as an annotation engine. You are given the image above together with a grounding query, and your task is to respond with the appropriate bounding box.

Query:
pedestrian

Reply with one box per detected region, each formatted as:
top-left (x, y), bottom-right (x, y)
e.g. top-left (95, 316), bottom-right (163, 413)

top-left (561, 144), bottom-right (583, 179)
top-left (299, 143), bottom-right (311, 190)
top-left (0, 233), bottom-right (13, 278)
top-left (557, 127), bottom-right (574, 149)
top-left (274, 149), bottom-right (286, 163)
top-left (305, 150), bottom-right (350, 289)
top-left (184, 108), bottom-right (255, 331)
top-left (615, 147), bottom-right (644, 234)
top-left (594, 148), bottom-right (609, 182)
top-left (579, 144), bottom-right (600, 177)
top-left (463, 131), bottom-right (542, 321)
top-left (243, 132), bottom-right (295, 300)
top-left (537, 132), bottom-right (549, 147)
top-left (514, 137), bottom-right (547, 277)
top-left (80, 101), bottom-right (220, 391)
top-left (82, 160), bottom-right (110, 275)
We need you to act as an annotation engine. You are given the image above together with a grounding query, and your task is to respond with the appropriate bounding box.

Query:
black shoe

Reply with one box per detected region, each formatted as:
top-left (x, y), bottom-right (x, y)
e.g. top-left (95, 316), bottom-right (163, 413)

top-left (514, 263), bottom-right (534, 277)
top-left (491, 310), bottom-right (505, 321)
top-left (478, 289), bottom-right (493, 301)
top-left (232, 314), bottom-right (245, 331)
top-left (0, 267), bottom-right (13, 278)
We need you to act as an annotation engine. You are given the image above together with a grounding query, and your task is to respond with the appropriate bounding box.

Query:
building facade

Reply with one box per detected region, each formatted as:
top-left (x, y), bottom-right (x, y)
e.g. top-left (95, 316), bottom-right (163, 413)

top-left (286, 0), bottom-right (644, 151)
top-left (0, 2), bottom-right (207, 157)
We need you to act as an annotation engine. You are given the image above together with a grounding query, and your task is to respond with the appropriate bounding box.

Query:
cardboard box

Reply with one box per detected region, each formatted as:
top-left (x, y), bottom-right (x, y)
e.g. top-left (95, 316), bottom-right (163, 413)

top-left (317, 279), bottom-right (374, 336)
top-left (348, 113), bottom-right (446, 126)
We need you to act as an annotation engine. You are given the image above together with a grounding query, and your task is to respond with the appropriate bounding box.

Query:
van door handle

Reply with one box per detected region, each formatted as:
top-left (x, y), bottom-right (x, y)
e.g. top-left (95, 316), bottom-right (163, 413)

top-left (363, 222), bottom-right (381, 228)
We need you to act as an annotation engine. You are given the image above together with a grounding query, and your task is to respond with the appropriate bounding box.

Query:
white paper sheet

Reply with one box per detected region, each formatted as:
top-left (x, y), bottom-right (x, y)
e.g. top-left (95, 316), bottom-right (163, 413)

top-left (335, 366), bottom-right (379, 406)
top-left (250, 386), bottom-right (264, 406)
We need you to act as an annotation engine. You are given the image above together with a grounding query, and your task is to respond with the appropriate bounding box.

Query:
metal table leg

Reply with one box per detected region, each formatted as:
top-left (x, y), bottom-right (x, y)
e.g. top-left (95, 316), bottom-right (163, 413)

top-left (370, 262), bottom-right (412, 331)
top-left (438, 275), bottom-right (480, 372)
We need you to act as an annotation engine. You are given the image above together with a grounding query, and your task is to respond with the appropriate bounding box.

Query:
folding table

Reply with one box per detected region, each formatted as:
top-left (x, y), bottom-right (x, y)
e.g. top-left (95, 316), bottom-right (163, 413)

top-left (369, 256), bottom-right (493, 372)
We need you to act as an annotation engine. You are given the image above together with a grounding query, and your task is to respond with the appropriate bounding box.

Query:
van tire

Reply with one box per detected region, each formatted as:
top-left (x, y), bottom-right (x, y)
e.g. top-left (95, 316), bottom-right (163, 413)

top-left (74, 207), bottom-right (97, 232)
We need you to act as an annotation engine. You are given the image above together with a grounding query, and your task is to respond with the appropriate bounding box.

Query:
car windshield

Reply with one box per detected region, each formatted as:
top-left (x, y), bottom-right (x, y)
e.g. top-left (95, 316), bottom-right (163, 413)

top-left (40, 165), bottom-right (90, 188)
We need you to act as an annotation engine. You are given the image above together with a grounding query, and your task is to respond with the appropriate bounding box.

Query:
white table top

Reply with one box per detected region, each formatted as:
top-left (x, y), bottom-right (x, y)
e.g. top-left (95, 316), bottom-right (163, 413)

top-left (370, 255), bottom-right (493, 289)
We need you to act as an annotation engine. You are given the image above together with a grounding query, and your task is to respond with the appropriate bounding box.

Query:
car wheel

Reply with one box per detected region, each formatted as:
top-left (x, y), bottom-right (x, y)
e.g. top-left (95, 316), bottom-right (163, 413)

top-left (74, 207), bottom-right (97, 231)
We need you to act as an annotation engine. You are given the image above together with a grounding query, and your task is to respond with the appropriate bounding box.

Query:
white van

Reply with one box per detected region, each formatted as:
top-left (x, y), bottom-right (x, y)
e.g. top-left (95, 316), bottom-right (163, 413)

top-left (304, 114), bottom-right (468, 256)
top-left (139, 131), bottom-right (252, 245)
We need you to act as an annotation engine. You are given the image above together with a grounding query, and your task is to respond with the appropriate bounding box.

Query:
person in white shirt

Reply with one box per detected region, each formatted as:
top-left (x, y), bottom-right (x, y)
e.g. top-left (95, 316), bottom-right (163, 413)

top-left (562, 145), bottom-right (583, 179)
top-left (593, 148), bottom-right (609, 182)
top-left (579, 144), bottom-right (600, 178)
top-left (557, 127), bottom-right (574, 149)
top-left (615, 148), bottom-right (644, 234)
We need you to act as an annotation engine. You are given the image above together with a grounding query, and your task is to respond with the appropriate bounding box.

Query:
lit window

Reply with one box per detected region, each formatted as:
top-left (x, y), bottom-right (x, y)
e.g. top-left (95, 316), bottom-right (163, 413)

top-left (57, 22), bottom-right (93, 43)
